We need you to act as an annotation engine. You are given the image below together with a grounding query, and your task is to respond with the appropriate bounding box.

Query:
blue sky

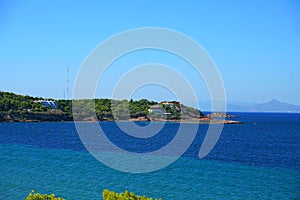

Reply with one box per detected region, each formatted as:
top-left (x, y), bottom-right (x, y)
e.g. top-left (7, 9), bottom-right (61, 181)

top-left (0, 0), bottom-right (299, 106)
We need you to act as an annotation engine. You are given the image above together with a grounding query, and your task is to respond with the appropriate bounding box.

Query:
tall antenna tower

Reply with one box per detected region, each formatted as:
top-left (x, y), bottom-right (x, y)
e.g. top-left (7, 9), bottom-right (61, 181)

top-left (66, 66), bottom-right (70, 99)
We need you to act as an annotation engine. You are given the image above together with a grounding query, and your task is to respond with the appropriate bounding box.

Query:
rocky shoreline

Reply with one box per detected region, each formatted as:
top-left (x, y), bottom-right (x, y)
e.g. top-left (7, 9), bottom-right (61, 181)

top-left (0, 113), bottom-right (243, 124)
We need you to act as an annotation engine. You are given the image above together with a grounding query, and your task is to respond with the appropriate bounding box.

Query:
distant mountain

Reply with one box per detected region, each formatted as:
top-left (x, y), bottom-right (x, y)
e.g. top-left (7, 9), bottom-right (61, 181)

top-left (227, 99), bottom-right (300, 112)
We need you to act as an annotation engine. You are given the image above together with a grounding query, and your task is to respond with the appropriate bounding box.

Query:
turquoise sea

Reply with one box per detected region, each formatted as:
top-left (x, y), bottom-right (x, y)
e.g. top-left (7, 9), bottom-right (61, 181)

top-left (0, 113), bottom-right (299, 199)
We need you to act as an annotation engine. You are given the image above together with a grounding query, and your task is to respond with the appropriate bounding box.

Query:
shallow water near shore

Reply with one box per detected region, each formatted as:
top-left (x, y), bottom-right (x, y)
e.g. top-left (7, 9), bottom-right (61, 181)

top-left (0, 112), bottom-right (299, 199)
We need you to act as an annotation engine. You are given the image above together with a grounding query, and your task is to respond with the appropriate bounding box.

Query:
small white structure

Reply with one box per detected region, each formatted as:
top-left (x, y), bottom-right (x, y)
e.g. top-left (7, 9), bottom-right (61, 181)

top-left (34, 100), bottom-right (57, 109)
top-left (148, 105), bottom-right (171, 116)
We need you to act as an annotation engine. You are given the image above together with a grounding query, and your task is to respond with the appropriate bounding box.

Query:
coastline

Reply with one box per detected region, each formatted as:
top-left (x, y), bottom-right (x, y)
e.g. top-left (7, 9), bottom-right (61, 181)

top-left (0, 113), bottom-right (243, 124)
top-left (0, 92), bottom-right (244, 124)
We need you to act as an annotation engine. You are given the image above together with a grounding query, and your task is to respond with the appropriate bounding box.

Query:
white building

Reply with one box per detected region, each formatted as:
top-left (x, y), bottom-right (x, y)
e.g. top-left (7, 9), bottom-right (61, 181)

top-left (34, 100), bottom-right (57, 109)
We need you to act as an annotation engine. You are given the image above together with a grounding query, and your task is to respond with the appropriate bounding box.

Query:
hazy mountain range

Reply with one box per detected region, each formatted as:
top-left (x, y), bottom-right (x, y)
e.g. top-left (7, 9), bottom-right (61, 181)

top-left (199, 99), bottom-right (300, 113)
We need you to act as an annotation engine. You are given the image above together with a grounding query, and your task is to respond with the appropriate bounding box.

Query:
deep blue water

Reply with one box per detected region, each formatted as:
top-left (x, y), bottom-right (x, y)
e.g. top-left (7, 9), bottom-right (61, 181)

top-left (0, 113), bottom-right (299, 199)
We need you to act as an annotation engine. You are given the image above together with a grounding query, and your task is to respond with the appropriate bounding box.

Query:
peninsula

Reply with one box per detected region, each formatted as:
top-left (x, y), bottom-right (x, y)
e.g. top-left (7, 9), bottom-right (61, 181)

top-left (0, 91), bottom-right (242, 124)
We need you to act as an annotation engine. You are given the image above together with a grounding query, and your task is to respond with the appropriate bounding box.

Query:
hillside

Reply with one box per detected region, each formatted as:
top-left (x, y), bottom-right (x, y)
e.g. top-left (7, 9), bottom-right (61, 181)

top-left (0, 91), bottom-right (204, 122)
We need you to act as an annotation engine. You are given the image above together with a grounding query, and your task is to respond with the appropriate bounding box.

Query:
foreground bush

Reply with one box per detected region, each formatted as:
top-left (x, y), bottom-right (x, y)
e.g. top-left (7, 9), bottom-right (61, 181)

top-left (25, 190), bottom-right (65, 200)
top-left (26, 189), bottom-right (161, 200)
top-left (102, 189), bottom-right (161, 200)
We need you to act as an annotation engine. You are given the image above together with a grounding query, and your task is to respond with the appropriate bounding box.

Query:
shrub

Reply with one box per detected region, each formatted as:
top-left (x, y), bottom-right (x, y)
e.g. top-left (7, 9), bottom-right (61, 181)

top-left (102, 189), bottom-right (161, 200)
top-left (26, 189), bottom-right (161, 200)
top-left (25, 190), bottom-right (65, 200)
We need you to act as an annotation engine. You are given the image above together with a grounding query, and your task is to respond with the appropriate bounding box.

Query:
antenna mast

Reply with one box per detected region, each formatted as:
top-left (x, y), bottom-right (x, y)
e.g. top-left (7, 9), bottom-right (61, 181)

top-left (66, 66), bottom-right (69, 99)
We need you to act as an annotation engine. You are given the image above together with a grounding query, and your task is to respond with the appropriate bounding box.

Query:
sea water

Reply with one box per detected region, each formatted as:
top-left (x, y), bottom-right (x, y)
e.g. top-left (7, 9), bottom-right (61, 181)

top-left (0, 113), bottom-right (299, 199)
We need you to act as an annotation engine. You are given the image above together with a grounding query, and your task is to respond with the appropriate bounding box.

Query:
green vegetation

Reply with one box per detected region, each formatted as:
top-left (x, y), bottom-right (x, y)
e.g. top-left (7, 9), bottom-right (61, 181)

top-left (25, 189), bottom-right (161, 200)
top-left (102, 189), bottom-right (161, 200)
top-left (0, 91), bottom-right (46, 112)
top-left (0, 91), bottom-right (72, 122)
top-left (25, 190), bottom-right (65, 200)
top-left (109, 99), bottom-right (157, 120)
top-left (0, 91), bottom-right (203, 122)
top-left (56, 99), bottom-right (72, 113)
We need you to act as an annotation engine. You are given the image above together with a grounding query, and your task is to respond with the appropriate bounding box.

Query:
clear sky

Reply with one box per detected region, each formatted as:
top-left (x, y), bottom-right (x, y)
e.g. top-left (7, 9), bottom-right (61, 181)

top-left (0, 0), bottom-right (299, 105)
